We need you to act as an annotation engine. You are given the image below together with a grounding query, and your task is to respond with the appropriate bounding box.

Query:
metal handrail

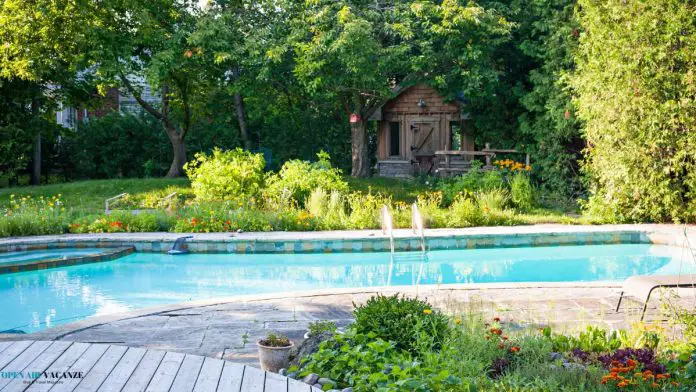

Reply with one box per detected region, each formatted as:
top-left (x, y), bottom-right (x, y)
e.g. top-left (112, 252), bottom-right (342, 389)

top-left (161, 192), bottom-right (178, 210)
top-left (411, 203), bottom-right (426, 253)
top-left (105, 193), bottom-right (128, 214)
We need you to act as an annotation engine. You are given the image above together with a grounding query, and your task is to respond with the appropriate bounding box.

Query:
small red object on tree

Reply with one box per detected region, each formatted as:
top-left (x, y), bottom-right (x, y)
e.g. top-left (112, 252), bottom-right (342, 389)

top-left (349, 113), bottom-right (361, 123)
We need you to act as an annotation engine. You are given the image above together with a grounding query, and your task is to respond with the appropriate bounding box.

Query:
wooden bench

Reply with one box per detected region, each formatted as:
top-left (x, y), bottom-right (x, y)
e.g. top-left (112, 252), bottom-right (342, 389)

top-left (616, 274), bottom-right (696, 321)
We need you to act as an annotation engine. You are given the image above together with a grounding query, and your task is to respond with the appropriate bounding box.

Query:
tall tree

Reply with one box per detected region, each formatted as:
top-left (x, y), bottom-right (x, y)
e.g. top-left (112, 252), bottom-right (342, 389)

top-left (573, 0), bottom-right (696, 222)
top-left (516, 0), bottom-right (583, 198)
top-left (286, 0), bottom-right (510, 177)
top-left (0, 0), bottom-right (90, 184)
top-left (86, 0), bottom-right (208, 177)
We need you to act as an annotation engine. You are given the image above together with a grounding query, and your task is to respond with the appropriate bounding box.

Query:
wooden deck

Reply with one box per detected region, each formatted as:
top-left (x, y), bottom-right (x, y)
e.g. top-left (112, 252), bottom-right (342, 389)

top-left (0, 341), bottom-right (320, 392)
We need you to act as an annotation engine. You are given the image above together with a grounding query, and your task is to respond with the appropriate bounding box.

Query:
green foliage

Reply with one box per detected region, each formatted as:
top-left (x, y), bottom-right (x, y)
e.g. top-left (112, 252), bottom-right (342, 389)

top-left (185, 148), bottom-right (266, 204)
top-left (68, 113), bottom-right (171, 178)
top-left (436, 162), bottom-right (506, 206)
top-left (352, 294), bottom-right (449, 354)
top-left (0, 194), bottom-right (70, 236)
top-left (573, 0), bottom-right (696, 223)
top-left (516, 0), bottom-right (583, 198)
top-left (306, 189), bottom-right (349, 230)
top-left (69, 211), bottom-right (170, 234)
top-left (475, 188), bottom-right (510, 212)
top-left (510, 172), bottom-right (535, 211)
top-left (345, 192), bottom-right (391, 230)
top-left (541, 325), bottom-right (622, 353)
top-left (265, 152), bottom-right (348, 207)
top-left (259, 333), bottom-right (291, 348)
top-left (307, 321), bottom-right (337, 336)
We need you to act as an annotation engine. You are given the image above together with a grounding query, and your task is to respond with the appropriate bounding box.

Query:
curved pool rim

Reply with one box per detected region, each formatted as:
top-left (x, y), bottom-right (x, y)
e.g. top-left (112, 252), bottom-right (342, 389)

top-left (0, 245), bottom-right (134, 274)
top-left (4, 280), bottom-right (620, 341)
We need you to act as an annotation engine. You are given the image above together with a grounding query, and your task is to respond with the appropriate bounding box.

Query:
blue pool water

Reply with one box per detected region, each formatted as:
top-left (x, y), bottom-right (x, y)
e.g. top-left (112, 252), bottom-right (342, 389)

top-left (0, 243), bottom-right (692, 333)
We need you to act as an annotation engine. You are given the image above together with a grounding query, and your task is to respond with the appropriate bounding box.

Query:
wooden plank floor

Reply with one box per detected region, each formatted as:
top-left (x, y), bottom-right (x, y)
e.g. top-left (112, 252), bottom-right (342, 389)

top-left (0, 341), bottom-right (321, 392)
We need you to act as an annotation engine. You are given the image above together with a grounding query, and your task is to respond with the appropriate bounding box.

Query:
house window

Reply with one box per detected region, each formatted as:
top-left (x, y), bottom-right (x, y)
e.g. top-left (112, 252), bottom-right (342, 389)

top-left (389, 122), bottom-right (400, 156)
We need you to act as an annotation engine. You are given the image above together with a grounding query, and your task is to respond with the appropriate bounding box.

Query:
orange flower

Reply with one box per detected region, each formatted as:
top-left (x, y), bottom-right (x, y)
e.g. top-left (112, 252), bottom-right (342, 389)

top-left (509, 346), bottom-right (520, 353)
top-left (498, 343), bottom-right (505, 349)
top-left (626, 359), bottom-right (636, 367)
top-left (502, 336), bottom-right (508, 341)
top-left (671, 382), bottom-right (680, 387)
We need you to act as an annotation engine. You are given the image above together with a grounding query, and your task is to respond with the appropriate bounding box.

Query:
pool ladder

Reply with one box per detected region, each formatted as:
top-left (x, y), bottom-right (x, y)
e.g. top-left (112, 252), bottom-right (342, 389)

top-left (381, 204), bottom-right (429, 287)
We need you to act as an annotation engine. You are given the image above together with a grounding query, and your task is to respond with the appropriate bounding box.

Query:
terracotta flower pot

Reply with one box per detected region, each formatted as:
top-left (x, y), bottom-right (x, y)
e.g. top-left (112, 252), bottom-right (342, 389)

top-left (257, 340), bottom-right (294, 373)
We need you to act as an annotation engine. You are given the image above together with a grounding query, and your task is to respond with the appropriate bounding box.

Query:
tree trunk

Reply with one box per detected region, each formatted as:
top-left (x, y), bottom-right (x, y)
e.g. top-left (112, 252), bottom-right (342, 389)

top-left (30, 99), bottom-right (41, 185)
top-left (234, 92), bottom-right (251, 150)
top-left (350, 120), bottom-right (370, 178)
top-left (166, 130), bottom-right (187, 178)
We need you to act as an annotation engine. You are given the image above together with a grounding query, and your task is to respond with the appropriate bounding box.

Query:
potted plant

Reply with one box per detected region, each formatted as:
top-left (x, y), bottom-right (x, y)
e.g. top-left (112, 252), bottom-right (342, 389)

top-left (257, 333), bottom-right (294, 373)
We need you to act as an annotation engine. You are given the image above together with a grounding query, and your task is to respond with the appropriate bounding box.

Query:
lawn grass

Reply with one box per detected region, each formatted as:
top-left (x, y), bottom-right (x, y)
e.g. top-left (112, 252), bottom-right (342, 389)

top-left (0, 178), bottom-right (191, 213)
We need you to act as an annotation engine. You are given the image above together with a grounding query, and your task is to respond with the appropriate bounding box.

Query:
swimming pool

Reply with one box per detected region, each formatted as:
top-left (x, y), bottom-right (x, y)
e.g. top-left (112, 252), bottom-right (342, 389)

top-left (0, 243), bottom-right (691, 333)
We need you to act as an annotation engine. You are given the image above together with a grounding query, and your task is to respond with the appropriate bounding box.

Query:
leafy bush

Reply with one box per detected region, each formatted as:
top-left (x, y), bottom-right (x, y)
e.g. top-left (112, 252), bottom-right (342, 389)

top-left (447, 196), bottom-right (483, 227)
top-left (437, 161), bottom-right (505, 206)
top-left (352, 294), bottom-right (449, 354)
top-left (297, 330), bottom-right (465, 391)
top-left (184, 148), bottom-right (266, 204)
top-left (306, 188), bottom-right (348, 230)
top-left (510, 172), bottom-right (535, 211)
top-left (573, 0), bottom-right (696, 223)
top-left (68, 112), bottom-right (171, 179)
top-left (307, 320), bottom-right (337, 336)
top-left (475, 188), bottom-right (510, 212)
top-left (346, 192), bottom-right (390, 229)
top-left (541, 325), bottom-right (622, 354)
top-left (264, 151), bottom-right (348, 207)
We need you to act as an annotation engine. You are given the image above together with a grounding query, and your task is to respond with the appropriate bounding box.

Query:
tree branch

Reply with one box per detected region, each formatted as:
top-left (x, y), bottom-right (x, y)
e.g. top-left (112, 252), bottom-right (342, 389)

top-left (118, 73), bottom-right (165, 121)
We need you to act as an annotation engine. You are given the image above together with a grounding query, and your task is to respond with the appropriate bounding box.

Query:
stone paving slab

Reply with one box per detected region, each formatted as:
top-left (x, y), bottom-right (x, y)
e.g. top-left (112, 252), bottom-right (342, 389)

top-left (4, 286), bottom-right (691, 367)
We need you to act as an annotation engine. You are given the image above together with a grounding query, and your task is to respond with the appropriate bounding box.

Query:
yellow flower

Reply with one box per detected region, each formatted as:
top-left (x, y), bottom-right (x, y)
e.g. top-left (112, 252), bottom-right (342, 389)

top-left (454, 319), bottom-right (461, 325)
top-left (423, 309), bottom-right (432, 315)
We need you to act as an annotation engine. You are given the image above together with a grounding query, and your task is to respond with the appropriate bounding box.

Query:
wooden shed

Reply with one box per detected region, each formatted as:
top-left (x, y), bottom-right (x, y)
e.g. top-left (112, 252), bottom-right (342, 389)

top-left (371, 84), bottom-right (474, 177)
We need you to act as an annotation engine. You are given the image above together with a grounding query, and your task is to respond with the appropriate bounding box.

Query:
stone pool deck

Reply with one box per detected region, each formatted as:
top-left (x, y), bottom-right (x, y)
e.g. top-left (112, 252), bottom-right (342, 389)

top-left (5, 283), bottom-right (694, 367)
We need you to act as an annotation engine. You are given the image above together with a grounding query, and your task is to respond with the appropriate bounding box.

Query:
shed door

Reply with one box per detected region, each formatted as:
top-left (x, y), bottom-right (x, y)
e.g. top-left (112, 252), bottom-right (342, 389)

top-left (410, 119), bottom-right (439, 174)
top-left (411, 121), bottom-right (438, 157)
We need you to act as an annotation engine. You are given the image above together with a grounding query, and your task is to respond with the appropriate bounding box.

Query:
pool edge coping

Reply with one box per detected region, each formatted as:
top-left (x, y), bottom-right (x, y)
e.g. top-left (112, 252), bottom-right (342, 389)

top-left (4, 281), bottom-right (623, 341)
top-left (0, 224), bottom-right (692, 254)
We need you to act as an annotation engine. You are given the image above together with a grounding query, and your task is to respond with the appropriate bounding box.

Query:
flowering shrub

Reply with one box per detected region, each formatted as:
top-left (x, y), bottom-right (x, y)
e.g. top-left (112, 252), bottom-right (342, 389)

top-left (184, 148), bottom-right (266, 204)
top-left (494, 159), bottom-right (532, 173)
top-left (264, 151), bottom-right (348, 207)
top-left (0, 194), bottom-right (71, 236)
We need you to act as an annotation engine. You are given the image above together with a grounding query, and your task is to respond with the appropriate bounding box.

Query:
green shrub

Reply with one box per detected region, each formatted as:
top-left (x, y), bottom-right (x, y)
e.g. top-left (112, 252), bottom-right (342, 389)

top-left (346, 192), bottom-right (390, 229)
top-left (475, 188), bottom-right (510, 212)
top-left (437, 162), bottom-right (505, 206)
top-left (307, 320), bottom-right (337, 336)
top-left (306, 188), bottom-right (348, 230)
top-left (297, 330), bottom-right (466, 391)
top-left (184, 148), bottom-right (266, 205)
top-left (573, 0), bottom-right (696, 223)
top-left (0, 194), bottom-right (71, 236)
top-left (447, 196), bottom-right (483, 227)
top-left (352, 294), bottom-right (450, 354)
top-left (510, 172), bottom-right (535, 211)
top-left (264, 151), bottom-right (348, 207)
